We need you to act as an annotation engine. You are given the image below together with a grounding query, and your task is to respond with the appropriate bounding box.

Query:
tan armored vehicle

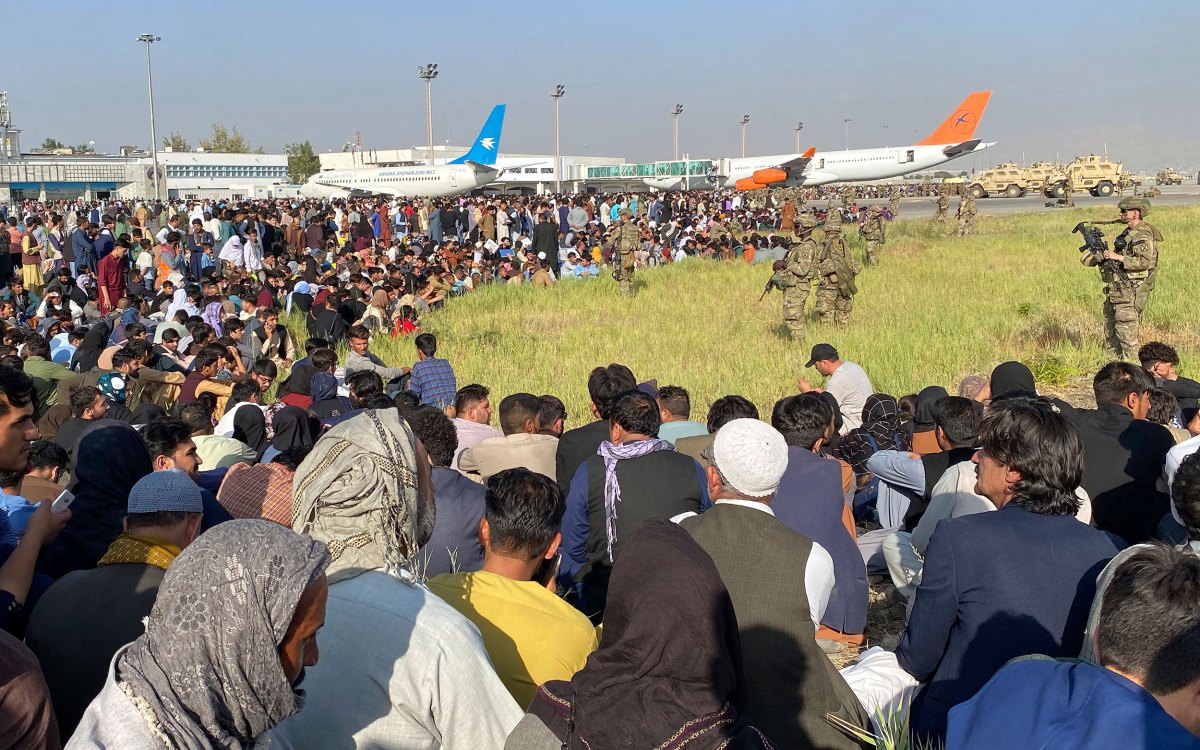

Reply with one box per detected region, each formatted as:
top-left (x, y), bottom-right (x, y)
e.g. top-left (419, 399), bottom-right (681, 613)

top-left (967, 162), bottom-right (1026, 198)
top-left (1021, 162), bottom-right (1061, 194)
top-left (1044, 155), bottom-right (1127, 199)
top-left (1155, 167), bottom-right (1184, 185)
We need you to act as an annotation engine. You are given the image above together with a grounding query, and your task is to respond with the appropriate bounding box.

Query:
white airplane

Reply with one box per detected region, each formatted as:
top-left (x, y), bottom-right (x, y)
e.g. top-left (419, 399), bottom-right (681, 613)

top-left (723, 91), bottom-right (994, 190)
top-left (299, 105), bottom-right (507, 199)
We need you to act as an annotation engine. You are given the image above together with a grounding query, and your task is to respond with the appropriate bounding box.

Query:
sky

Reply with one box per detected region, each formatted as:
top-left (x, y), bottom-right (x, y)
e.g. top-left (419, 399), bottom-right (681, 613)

top-left (6, 0), bottom-right (1198, 173)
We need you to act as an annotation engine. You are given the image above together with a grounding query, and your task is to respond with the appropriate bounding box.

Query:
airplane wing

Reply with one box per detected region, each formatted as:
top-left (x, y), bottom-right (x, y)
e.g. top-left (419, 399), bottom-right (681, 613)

top-left (777, 147), bottom-right (817, 174)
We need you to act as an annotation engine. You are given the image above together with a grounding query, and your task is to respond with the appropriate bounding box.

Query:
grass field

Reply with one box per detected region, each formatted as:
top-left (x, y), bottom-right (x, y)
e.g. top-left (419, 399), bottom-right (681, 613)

top-left (293, 206), bottom-right (1200, 422)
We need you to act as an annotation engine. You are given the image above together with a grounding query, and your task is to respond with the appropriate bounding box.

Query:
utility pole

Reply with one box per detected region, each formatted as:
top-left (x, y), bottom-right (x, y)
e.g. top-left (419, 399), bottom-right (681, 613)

top-left (417, 63), bottom-right (438, 165)
top-left (137, 34), bottom-right (162, 201)
top-left (843, 118), bottom-right (852, 151)
top-left (740, 114), bottom-right (750, 158)
top-left (794, 121), bottom-right (804, 153)
top-left (883, 124), bottom-right (889, 147)
top-left (672, 104), bottom-right (683, 161)
top-left (550, 85), bottom-right (565, 193)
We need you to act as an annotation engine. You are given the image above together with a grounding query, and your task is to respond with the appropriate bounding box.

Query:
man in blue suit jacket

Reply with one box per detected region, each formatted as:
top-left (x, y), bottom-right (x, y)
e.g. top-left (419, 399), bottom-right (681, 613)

top-left (895, 395), bottom-right (1120, 740)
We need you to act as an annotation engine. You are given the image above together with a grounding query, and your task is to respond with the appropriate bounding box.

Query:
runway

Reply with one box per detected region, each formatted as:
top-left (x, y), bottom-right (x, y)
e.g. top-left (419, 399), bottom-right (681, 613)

top-left (807, 183), bottom-right (1200, 219)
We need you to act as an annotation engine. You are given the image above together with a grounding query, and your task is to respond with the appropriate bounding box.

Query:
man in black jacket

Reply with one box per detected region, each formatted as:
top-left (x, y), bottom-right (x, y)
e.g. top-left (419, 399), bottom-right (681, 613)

top-left (1056, 361), bottom-right (1175, 544)
top-left (531, 211), bottom-right (559, 275)
top-left (1139, 341), bottom-right (1200, 424)
top-left (554, 363), bottom-right (637, 494)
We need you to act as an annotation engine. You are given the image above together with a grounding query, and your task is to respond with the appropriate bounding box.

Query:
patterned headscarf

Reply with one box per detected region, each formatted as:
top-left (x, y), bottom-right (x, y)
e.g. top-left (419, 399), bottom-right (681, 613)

top-left (292, 409), bottom-right (421, 583)
top-left (861, 393), bottom-right (911, 452)
top-left (116, 520), bottom-right (330, 750)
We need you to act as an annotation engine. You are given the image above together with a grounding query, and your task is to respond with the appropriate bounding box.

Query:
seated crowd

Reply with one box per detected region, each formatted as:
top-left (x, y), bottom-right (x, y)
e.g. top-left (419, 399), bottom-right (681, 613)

top-left (0, 202), bottom-right (1198, 748)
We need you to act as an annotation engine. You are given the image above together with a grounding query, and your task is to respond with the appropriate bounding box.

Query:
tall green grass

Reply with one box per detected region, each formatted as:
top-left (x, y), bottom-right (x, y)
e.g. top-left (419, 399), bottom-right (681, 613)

top-left (289, 206), bottom-right (1199, 422)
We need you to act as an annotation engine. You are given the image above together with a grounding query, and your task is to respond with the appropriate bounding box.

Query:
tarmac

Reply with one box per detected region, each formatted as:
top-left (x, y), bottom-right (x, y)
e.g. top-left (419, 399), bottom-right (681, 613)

top-left (807, 183), bottom-right (1200, 219)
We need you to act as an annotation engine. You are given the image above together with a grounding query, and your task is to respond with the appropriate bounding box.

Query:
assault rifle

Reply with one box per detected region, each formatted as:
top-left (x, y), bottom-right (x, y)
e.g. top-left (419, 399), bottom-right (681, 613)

top-left (759, 261), bottom-right (786, 301)
top-left (1072, 221), bottom-right (1130, 284)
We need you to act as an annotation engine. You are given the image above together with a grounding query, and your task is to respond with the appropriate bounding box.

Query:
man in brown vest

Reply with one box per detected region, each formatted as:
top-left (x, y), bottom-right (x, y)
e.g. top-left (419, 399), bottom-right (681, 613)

top-left (680, 418), bottom-right (868, 749)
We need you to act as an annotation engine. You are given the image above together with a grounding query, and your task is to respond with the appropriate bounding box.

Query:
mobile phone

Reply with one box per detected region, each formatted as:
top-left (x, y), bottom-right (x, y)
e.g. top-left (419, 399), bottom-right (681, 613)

top-left (533, 554), bottom-right (561, 589)
top-left (50, 489), bottom-right (75, 514)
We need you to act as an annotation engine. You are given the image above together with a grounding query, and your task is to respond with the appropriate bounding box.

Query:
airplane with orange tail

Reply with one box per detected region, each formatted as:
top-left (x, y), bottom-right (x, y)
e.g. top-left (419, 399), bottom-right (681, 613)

top-left (723, 91), bottom-right (993, 190)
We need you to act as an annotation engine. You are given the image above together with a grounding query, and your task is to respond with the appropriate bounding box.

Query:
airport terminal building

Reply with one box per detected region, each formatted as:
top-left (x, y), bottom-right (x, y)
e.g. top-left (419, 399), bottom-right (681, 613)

top-left (0, 149), bottom-right (290, 203)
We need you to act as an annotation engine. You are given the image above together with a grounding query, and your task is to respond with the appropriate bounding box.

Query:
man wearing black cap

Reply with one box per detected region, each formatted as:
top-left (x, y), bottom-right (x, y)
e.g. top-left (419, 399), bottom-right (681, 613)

top-left (798, 343), bottom-right (873, 434)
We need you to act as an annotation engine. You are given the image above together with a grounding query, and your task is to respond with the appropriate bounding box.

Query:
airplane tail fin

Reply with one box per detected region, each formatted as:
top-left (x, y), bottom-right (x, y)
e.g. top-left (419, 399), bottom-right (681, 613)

top-left (449, 105), bottom-right (505, 165)
top-left (914, 92), bottom-right (992, 146)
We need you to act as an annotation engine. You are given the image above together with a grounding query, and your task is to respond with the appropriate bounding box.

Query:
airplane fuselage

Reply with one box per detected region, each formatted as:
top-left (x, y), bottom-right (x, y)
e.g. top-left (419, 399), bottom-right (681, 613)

top-left (722, 143), bottom-right (992, 188)
top-left (300, 164), bottom-right (498, 200)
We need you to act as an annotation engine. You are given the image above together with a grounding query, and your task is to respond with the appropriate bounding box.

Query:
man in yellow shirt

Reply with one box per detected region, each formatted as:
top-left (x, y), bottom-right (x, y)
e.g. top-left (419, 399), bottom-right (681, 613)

top-left (429, 468), bottom-right (597, 708)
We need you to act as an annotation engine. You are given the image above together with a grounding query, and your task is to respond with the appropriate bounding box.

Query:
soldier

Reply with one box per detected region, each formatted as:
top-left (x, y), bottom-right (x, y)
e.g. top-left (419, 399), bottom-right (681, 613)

top-left (889, 185), bottom-right (901, 216)
top-left (956, 192), bottom-right (977, 236)
top-left (773, 213), bottom-right (821, 339)
top-left (813, 222), bottom-right (861, 327)
top-left (841, 184), bottom-right (854, 212)
top-left (1062, 175), bottom-right (1075, 207)
top-left (933, 190), bottom-right (949, 224)
top-left (860, 204), bottom-right (886, 266)
top-left (1082, 196), bottom-right (1162, 359)
top-left (609, 208), bottom-right (640, 296)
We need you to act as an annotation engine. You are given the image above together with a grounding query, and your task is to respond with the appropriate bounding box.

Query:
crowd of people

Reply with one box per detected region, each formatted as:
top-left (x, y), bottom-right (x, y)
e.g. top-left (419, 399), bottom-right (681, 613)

top-left (0, 193), bottom-right (1196, 748)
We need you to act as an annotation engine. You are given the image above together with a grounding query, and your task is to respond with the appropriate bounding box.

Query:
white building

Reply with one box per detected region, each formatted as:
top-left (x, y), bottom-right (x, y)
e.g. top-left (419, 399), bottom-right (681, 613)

top-left (0, 149), bottom-right (290, 202)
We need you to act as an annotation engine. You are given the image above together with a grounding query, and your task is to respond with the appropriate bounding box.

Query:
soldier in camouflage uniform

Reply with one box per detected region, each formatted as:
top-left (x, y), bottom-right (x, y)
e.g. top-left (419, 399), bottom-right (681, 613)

top-left (813, 222), bottom-right (861, 327)
top-left (609, 208), bottom-right (640, 296)
top-left (1081, 196), bottom-right (1161, 359)
top-left (841, 184), bottom-right (854, 212)
top-left (860, 204), bottom-right (886, 266)
top-left (956, 192), bottom-right (977, 236)
top-left (772, 213), bottom-right (820, 339)
top-left (1062, 175), bottom-right (1075, 207)
top-left (889, 185), bottom-right (901, 216)
top-left (933, 191), bottom-right (949, 225)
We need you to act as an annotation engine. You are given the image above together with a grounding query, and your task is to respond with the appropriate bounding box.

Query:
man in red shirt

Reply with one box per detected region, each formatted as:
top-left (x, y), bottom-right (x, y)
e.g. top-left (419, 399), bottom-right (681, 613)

top-left (96, 239), bottom-right (128, 314)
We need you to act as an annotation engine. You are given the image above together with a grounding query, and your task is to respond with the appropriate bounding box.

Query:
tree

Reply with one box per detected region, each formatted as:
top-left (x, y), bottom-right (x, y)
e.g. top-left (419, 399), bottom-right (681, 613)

top-left (72, 143), bottom-right (95, 154)
top-left (285, 141), bottom-right (321, 184)
top-left (40, 138), bottom-right (65, 151)
top-left (162, 131), bottom-right (192, 152)
top-left (199, 123), bottom-right (257, 153)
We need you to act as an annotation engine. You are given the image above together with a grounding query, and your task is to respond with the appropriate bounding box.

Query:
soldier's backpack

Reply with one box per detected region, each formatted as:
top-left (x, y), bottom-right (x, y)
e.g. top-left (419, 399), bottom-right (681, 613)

top-left (823, 238), bottom-right (858, 296)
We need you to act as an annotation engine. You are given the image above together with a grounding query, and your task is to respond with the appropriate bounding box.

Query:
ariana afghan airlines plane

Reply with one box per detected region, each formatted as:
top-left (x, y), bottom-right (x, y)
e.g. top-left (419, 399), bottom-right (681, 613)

top-left (299, 105), bottom-right (507, 199)
top-left (723, 91), bottom-right (994, 190)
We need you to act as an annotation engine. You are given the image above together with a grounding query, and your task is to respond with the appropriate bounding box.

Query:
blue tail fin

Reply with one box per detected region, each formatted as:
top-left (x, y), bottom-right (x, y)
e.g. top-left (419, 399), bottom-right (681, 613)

top-left (449, 105), bottom-right (505, 165)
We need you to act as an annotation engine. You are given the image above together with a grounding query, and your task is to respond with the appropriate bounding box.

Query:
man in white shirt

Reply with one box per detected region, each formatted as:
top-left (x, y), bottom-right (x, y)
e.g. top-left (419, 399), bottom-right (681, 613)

top-left (154, 213), bottom-right (183, 245)
top-left (798, 343), bottom-right (873, 434)
top-left (450, 384), bottom-right (502, 471)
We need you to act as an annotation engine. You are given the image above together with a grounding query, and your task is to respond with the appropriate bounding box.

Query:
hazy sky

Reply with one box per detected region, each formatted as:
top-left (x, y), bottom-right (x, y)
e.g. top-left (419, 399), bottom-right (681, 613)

top-left (7, 0), bottom-right (1197, 173)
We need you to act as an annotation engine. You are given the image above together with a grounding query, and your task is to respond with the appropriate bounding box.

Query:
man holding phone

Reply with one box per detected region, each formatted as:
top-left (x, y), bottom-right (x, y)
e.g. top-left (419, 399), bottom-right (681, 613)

top-left (0, 365), bottom-right (70, 635)
top-left (428, 468), bottom-right (597, 708)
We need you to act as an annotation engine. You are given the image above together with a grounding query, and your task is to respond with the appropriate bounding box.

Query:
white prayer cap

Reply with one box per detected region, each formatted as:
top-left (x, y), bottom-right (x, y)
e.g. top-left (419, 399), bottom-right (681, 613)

top-left (712, 419), bottom-right (788, 498)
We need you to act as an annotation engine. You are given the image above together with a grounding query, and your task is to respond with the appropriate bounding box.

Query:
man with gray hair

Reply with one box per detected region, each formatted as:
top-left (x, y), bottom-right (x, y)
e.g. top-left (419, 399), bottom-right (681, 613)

top-left (679, 418), bottom-right (867, 750)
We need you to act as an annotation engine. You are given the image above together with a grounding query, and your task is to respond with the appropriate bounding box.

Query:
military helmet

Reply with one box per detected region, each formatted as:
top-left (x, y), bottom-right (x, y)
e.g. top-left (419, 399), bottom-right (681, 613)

top-left (824, 222), bottom-right (842, 234)
top-left (870, 204), bottom-right (882, 213)
top-left (1117, 196), bottom-right (1150, 217)
top-left (796, 214), bottom-right (817, 230)
top-left (618, 208), bottom-right (633, 218)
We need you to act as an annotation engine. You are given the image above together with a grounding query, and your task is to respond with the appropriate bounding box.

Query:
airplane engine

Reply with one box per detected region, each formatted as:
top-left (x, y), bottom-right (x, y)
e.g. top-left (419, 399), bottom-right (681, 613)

top-left (751, 168), bottom-right (788, 184)
top-left (735, 177), bottom-right (766, 191)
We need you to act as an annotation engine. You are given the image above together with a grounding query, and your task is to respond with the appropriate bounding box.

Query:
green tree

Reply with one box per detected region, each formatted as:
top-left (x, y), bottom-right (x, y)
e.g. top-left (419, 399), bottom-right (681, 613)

top-left (40, 137), bottom-right (65, 150)
top-left (162, 131), bottom-right (192, 151)
top-left (72, 142), bottom-right (95, 154)
top-left (199, 123), bottom-right (256, 153)
top-left (285, 141), bottom-right (321, 184)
